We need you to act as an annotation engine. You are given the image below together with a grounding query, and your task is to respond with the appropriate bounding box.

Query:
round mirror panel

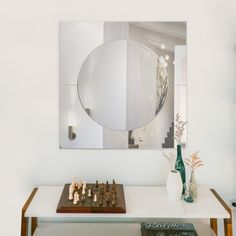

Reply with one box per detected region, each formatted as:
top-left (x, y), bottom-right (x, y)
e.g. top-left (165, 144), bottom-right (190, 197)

top-left (78, 40), bottom-right (168, 131)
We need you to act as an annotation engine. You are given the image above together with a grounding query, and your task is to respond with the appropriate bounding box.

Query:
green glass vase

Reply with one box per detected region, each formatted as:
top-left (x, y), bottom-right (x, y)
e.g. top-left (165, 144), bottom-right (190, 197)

top-left (175, 144), bottom-right (186, 194)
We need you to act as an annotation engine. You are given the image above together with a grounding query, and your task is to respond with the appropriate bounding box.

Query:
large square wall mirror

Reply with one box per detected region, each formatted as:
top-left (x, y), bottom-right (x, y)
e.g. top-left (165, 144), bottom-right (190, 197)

top-left (59, 21), bottom-right (187, 149)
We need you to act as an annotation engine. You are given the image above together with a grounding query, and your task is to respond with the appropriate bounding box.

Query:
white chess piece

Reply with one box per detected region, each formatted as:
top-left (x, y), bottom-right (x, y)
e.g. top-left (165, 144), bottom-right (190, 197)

top-left (72, 177), bottom-right (77, 186)
top-left (69, 190), bottom-right (73, 200)
top-left (94, 194), bottom-right (97, 202)
top-left (73, 192), bottom-right (78, 204)
top-left (69, 184), bottom-right (75, 200)
top-left (82, 188), bottom-right (86, 196)
top-left (77, 181), bottom-right (82, 189)
top-left (83, 182), bottom-right (87, 190)
top-left (88, 189), bottom-right (92, 198)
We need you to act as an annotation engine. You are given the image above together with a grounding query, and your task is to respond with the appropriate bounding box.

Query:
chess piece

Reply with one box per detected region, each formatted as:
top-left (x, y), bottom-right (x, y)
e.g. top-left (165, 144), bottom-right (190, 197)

top-left (96, 180), bottom-right (99, 189)
top-left (88, 188), bottom-right (92, 198)
top-left (94, 194), bottom-right (97, 202)
top-left (112, 193), bottom-right (116, 206)
top-left (73, 192), bottom-right (78, 205)
top-left (69, 190), bottom-right (73, 200)
top-left (112, 180), bottom-right (116, 194)
top-left (82, 187), bottom-right (86, 196)
top-left (100, 183), bottom-right (105, 195)
top-left (105, 193), bottom-right (110, 203)
top-left (69, 183), bottom-right (74, 192)
top-left (77, 181), bottom-right (82, 189)
top-left (83, 182), bottom-right (87, 190)
top-left (81, 195), bottom-right (85, 202)
top-left (106, 181), bottom-right (109, 192)
top-left (99, 196), bottom-right (103, 206)
top-left (69, 184), bottom-right (75, 200)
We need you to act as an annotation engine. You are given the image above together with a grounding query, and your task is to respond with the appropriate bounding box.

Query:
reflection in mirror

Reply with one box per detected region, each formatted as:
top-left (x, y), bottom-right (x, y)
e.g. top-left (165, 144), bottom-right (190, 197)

top-left (59, 21), bottom-right (187, 149)
top-left (78, 40), bottom-right (168, 131)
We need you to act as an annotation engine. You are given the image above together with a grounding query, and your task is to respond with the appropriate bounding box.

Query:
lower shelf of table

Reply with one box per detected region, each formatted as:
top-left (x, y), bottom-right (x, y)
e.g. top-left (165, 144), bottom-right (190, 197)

top-left (33, 223), bottom-right (216, 236)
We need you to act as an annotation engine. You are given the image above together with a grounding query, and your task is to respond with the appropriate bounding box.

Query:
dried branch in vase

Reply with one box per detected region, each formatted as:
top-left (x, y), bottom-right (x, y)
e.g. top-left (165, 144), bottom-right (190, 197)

top-left (155, 56), bottom-right (168, 115)
top-left (185, 151), bottom-right (204, 171)
top-left (174, 113), bottom-right (187, 145)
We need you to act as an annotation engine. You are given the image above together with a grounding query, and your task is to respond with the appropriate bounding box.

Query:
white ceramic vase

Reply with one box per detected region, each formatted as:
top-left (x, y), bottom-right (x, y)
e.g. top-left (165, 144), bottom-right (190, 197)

top-left (166, 170), bottom-right (183, 201)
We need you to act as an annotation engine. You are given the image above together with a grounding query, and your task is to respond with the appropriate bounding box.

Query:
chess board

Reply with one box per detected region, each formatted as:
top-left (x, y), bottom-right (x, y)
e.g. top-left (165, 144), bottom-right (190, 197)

top-left (57, 183), bottom-right (126, 213)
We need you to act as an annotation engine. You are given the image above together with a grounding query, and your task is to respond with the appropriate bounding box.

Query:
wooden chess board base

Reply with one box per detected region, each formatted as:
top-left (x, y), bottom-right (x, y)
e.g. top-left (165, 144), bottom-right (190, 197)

top-left (57, 184), bottom-right (126, 214)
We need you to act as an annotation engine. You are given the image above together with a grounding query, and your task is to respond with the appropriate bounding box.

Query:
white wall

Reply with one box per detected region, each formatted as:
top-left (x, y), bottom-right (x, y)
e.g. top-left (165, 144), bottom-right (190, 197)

top-left (0, 1), bottom-right (236, 236)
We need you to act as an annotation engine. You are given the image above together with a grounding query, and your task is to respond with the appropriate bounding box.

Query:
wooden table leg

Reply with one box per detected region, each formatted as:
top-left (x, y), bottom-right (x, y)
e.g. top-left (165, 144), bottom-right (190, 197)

top-left (21, 188), bottom-right (38, 236)
top-left (210, 189), bottom-right (233, 236)
top-left (224, 218), bottom-right (233, 236)
top-left (210, 218), bottom-right (218, 235)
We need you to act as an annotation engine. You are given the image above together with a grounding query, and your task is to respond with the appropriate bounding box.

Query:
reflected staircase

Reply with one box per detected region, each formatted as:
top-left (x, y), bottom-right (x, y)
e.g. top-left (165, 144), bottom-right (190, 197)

top-left (162, 122), bottom-right (174, 148)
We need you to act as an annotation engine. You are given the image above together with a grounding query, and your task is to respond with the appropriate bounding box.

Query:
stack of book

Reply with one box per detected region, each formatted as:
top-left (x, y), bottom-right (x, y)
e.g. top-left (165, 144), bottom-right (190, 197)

top-left (141, 222), bottom-right (198, 236)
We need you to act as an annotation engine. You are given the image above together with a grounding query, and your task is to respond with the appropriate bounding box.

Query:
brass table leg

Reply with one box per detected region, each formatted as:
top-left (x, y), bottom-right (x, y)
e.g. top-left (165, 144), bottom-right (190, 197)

top-left (210, 218), bottom-right (218, 235)
top-left (210, 189), bottom-right (233, 236)
top-left (21, 188), bottom-right (38, 236)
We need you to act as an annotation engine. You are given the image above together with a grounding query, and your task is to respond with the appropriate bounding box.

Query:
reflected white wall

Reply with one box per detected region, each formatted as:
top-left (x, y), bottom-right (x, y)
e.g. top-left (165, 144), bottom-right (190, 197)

top-left (60, 22), bottom-right (104, 148)
top-left (78, 40), bottom-right (127, 130)
top-left (174, 45), bottom-right (187, 146)
top-left (126, 41), bottom-right (157, 130)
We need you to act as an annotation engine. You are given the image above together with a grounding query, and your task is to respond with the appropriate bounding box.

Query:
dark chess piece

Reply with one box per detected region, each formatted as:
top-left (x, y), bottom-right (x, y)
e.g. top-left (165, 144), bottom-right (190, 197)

top-left (99, 195), bottom-right (103, 206)
top-left (232, 202), bottom-right (236, 207)
top-left (106, 181), bottom-right (109, 191)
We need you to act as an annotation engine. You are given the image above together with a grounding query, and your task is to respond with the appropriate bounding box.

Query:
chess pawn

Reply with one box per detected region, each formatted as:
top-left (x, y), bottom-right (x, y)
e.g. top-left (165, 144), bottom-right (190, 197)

top-left (73, 192), bottom-right (78, 205)
top-left (83, 182), bottom-right (87, 190)
top-left (73, 198), bottom-right (78, 205)
top-left (94, 194), bottom-right (97, 202)
top-left (88, 189), bottom-right (92, 198)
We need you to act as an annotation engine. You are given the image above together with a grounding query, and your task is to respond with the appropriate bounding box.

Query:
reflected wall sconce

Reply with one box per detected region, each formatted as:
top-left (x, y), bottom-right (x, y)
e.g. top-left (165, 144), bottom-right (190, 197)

top-left (68, 126), bottom-right (76, 140)
top-left (68, 111), bottom-right (76, 141)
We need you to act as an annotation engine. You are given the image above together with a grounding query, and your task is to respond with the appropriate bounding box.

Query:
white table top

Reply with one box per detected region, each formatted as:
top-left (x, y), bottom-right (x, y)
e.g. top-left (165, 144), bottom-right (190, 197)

top-left (25, 186), bottom-right (229, 221)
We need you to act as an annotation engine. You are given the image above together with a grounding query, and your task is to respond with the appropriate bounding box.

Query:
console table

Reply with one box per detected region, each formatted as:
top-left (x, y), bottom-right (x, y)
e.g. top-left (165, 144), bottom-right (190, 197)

top-left (21, 186), bottom-right (232, 236)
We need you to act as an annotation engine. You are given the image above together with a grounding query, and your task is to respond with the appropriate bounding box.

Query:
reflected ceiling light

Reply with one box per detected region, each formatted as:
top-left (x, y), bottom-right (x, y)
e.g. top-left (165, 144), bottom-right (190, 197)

top-left (165, 54), bottom-right (170, 61)
top-left (161, 44), bottom-right (166, 50)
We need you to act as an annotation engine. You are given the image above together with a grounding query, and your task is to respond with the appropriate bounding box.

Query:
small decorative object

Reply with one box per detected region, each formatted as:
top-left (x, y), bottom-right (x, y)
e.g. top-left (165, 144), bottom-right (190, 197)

top-left (184, 183), bottom-right (194, 203)
top-left (93, 193), bottom-right (97, 202)
top-left (166, 170), bottom-right (183, 201)
top-left (174, 113), bottom-right (187, 194)
top-left (88, 188), bottom-right (92, 198)
top-left (185, 151), bottom-right (204, 198)
top-left (73, 192), bottom-right (78, 205)
top-left (82, 188), bottom-right (86, 196)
